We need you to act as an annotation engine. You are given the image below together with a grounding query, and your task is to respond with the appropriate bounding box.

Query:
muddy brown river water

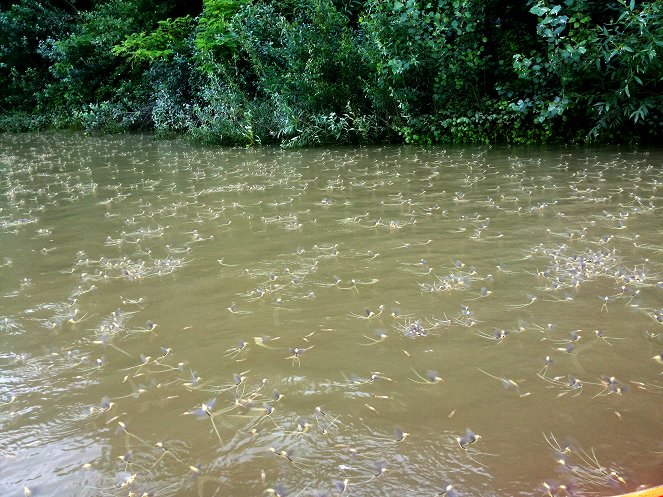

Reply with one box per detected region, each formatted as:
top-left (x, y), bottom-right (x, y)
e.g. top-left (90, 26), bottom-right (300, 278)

top-left (1, 133), bottom-right (662, 497)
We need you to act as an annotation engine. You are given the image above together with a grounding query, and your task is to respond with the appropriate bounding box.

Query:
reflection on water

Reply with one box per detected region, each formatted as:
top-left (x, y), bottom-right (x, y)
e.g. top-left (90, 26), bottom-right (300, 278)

top-left (1, 133), bottom-right (662, 497)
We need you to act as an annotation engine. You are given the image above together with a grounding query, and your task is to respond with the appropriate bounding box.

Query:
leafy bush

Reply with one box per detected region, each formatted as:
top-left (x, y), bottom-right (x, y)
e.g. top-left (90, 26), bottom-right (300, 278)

top-left (0, 0), bottom-right (72, 113)
top-left (113, 16), bottom-right (194, 64)
top-left (508, 0), bottom-right (663, 143)
top-left (2, 0), bottom-right (661, 144)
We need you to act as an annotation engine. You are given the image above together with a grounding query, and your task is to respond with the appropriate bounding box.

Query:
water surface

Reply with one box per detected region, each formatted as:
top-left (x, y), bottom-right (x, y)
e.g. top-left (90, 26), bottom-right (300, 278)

top-left (1, 133), bottom-right (662, 497)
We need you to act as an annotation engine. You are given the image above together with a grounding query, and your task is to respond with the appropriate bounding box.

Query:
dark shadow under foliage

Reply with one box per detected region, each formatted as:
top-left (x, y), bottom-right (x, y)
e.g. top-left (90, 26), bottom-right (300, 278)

top-left (1, 0), bottom-right (661, 145)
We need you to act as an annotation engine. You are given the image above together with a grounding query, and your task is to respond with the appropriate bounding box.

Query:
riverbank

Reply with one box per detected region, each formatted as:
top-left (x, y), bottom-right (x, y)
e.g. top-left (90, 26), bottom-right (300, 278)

top-left (2, 1), bottom-right (661, 147)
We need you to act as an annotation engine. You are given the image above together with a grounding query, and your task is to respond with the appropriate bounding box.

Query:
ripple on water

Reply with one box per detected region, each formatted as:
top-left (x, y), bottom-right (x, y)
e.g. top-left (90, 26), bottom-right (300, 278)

top-left (2, 137), bottom-right (663, 496)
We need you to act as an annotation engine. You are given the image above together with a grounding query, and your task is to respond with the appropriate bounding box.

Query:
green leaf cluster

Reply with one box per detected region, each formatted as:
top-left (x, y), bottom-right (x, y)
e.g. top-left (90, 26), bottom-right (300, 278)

top-left (112, 16), bottom-right (193, 63)
top-left (0, 0), bottom-right (661, 144)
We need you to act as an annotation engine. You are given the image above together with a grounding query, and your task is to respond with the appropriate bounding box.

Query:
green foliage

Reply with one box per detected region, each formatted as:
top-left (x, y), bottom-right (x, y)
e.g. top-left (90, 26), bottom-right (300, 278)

top-left (112, 16), bottom-right (193, 63)
top-left (1, 0), bottom-right (661, 144)
top-left (35, 0), bottom-right (158, 116)
top-left (33, 0), bottom-right (195, 132)
top-left (588, 0), bottom-right (663, 140)
top-left (147, 55), bottom-right (199, 137)
top-left (75, 98), bottom-right (148, 132)
top-left (184, 0), bottom-right (378, 146)
top-left (0, 111), bottom-right (53, 132)
top-left (194, 0), bottom-right (250, 71)
top-left (189, 67), bottom-right (256, 145)
top-left (281, 105), bottom-right (380, 148)
top-left (359, 0), bottom-right (493, 141)
top-left (508, 0), bottom-right (663, 142)
top-left (0, 0), bottom-right (72, 113)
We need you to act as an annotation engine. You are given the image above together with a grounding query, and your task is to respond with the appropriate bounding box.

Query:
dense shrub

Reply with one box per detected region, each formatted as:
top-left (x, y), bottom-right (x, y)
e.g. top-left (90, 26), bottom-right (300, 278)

top-left (1, 0), bottom-right (661, 144)
top-left (0, 1), bottom-right (71, 114)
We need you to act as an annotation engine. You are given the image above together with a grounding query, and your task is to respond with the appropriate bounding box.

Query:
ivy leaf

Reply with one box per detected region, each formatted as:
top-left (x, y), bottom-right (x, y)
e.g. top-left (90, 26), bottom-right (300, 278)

top-left (529, 5), bottom-right (546, 16)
